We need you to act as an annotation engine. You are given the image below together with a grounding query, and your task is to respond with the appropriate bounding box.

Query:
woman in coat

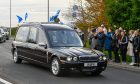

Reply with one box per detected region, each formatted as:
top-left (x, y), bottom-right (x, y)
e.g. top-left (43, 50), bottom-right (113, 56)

top-left (104, 28), bottom-right (114, 60)
top-left (132, 30), bottom-right (140, 66)
top-left (127, 30), bottom-right (135, 65)
top-left (112, 29), bottom-right (121, 63)
top-left (119, 31), bottom-right (128, 63)
top-left (90, 28), bottom-right (97, 49)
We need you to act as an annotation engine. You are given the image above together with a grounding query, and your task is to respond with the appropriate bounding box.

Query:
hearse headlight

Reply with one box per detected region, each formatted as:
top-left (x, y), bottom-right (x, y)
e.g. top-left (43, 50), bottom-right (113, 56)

top-left (103, 56), bottom-right (107, 60)
top-left (99, 56), bottom-right (107, 61)
top-left (99, 56), bottom-right (103, 61)
top-left (73, 57), bottom-right (78, 61)
top-left (67, 56), bottom-right (73, 62)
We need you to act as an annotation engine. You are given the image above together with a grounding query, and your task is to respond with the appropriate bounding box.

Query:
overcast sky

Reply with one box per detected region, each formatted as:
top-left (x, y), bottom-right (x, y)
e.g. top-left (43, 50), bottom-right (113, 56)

top-left (0, 0), bottom-right (74, 27)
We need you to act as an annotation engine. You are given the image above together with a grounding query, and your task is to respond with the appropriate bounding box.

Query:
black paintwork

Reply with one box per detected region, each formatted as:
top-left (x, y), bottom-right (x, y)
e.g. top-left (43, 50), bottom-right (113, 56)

top-left (11, 23), bottom-right (107, 72)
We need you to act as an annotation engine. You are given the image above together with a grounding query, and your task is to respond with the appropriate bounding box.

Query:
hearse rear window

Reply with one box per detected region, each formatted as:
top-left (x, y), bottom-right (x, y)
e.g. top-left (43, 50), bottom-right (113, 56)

top-left (15, 27), bottom-right (30, 42)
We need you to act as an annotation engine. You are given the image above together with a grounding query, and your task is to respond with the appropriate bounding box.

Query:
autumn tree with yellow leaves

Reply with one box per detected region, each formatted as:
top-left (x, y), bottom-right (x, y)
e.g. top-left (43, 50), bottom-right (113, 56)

top-left (74, 0), bottom-right (109, 30)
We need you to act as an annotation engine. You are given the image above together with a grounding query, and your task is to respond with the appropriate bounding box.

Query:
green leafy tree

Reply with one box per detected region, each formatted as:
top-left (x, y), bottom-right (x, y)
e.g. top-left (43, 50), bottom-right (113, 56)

top-left (105, 0), bottom-right (140, 30)
top-left (130, 0), bottom-right (140, 29)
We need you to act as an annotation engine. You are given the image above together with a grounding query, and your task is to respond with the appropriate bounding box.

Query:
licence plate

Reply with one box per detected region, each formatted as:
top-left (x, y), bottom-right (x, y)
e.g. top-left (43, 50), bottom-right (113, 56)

top-left (84, 63), bottom-right (97, 67)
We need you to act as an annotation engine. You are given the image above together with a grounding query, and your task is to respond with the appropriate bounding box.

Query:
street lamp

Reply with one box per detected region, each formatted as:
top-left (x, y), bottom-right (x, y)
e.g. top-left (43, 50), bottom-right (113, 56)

top-left (48, 0), bottom-right (50, 22)
top-left (10, 0), bottom-right (11, 37)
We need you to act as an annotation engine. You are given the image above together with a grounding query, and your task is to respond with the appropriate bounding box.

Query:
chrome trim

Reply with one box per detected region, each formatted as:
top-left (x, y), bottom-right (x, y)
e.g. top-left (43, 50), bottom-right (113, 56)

top-left (79, 56), bottom-right (98, 62)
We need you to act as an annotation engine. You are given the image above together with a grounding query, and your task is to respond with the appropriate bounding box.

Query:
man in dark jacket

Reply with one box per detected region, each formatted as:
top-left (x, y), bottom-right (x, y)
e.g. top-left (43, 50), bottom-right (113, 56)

top-left (94, 27), bottom-right (106, 51)
top-left (132, 30), bottom-right (140, 66)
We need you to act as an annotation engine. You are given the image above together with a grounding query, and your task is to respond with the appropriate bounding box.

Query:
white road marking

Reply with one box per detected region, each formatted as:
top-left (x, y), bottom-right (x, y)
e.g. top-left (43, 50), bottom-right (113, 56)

top-left (0, 78), bottom-right (12, 84)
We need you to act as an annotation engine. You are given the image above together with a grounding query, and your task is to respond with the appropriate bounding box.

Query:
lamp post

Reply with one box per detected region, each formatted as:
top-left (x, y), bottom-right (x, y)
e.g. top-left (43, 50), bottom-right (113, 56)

top-left (48, 0), bottom-right (50, 22)
top-left (10, 0), bottom-right (11, 37)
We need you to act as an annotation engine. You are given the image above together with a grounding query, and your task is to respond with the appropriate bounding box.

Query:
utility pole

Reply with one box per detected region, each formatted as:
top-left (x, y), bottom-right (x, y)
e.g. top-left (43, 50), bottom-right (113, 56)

top-left (10, 0), bottom-right (11, 37)
top-left (48, 0), bottom-right (50, 22)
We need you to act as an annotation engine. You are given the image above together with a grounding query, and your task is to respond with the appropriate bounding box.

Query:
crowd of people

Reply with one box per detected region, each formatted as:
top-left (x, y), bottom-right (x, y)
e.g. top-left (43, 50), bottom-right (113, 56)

top-left (88, 25), bottom-right (140, 67)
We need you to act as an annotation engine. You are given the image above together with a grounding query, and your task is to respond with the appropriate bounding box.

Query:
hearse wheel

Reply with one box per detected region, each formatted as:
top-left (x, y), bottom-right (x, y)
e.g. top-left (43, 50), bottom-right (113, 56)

top-left (13, 50), bottom-right (22, 64)
top-left (51, 57), bottom-right (63, 76)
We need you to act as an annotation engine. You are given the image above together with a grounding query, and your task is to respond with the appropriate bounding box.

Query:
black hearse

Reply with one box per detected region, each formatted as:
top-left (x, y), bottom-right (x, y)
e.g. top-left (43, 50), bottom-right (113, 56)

top-left (11, 23), bottom-right (107, 76)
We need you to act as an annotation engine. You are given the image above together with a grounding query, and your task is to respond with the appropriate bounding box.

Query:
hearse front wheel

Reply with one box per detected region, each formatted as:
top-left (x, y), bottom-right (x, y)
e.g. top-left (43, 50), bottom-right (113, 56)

top-left (51, 57), bottom-right (63, 76)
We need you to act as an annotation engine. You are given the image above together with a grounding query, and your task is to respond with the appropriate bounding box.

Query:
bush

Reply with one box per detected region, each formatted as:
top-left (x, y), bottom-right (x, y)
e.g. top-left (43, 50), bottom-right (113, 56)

top-left (11, 28), bottom-right (18, 37)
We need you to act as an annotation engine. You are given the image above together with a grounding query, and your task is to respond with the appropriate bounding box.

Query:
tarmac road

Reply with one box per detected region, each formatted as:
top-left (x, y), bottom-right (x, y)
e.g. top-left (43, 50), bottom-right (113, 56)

top-left (0, 40), bottom-right (140, 84)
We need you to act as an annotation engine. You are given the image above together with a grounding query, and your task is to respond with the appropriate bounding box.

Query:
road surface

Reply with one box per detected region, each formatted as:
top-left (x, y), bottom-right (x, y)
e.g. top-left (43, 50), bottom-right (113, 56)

top-left (0, 40), bottom-right (139, 84)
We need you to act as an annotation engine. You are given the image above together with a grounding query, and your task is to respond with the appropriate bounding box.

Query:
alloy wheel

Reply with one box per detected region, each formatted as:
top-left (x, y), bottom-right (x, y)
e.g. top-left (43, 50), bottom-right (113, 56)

top-left (51, 58), bottom-right (60, 75)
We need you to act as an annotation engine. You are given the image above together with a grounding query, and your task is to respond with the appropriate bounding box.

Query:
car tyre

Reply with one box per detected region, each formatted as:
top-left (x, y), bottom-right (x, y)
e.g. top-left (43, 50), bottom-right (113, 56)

top-left (51, 57), bottom-right (63, 76)
top-left (13, 50), bottom-right (22, 64)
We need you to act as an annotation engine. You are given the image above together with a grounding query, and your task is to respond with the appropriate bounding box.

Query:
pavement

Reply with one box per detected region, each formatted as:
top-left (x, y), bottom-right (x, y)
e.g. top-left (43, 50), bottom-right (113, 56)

top-left (0, 39), bottom-right (140, 84)
top-left (108, 61), bottom-right (140, 73)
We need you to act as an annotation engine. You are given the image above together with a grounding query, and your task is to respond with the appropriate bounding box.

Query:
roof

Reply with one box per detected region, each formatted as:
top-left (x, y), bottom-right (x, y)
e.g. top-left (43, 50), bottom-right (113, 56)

top-left (41, 24), bottom-right (73, 30)
top-left (20, 22), bottom-right (73, 30)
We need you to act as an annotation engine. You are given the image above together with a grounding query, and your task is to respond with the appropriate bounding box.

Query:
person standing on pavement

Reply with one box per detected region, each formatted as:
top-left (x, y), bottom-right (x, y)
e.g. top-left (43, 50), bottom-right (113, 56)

top-left (75, 28), bottom-right (85, 45)
top-left (88, 28), bottom-right (93, 46)
top-left (119, 31), bottom-right (128, 63)
top-left (112, 29), bottom-right (121, 63)
top-left (90, 28), bottom-right (97, 49)
top-left (101, 24), bottom-right (107, 35)
top-left (94, 27), bottom-right (106, 51)
top-left (104, 28), bottom-right (114, 60)
top-left (132, 30), bottom-right (140, 66)
top-left (127, 30), bottom-right (135, 65)
top-left (118, 27), bottom-right (123, 32)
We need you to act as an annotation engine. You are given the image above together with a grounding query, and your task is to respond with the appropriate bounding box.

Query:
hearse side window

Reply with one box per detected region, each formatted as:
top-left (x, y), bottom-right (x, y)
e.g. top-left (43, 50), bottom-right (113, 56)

top-left (28, 27), bottom-right (37, 43)
top-left (38, 29), bottom-right (47, 44)
top-left (15, 27), bottom-right (29, 42)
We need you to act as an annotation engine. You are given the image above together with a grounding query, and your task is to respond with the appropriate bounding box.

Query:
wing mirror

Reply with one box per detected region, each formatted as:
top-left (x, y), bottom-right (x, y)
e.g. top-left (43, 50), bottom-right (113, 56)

top-left (38, 42), bottom-right (47, 49)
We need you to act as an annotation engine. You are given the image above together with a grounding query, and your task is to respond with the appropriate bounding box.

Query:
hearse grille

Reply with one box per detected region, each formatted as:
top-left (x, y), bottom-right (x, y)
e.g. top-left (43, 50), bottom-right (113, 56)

top-left (79, 56), bottom-right (98, 62)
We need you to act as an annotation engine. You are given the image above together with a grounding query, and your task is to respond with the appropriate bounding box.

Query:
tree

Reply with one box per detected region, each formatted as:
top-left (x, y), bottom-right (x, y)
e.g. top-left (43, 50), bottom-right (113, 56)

top-left (85, 0), bottom-right (109, 26)
top-left (130, 0), bottom-right (140, 29)
top-left (105, 0), bottom-right (140, 30)
top-left (69, 0), bottom-right (109, 40)
top-left (74, 0), bottom-right (109, 29)
top-left (64, 0), bottom-right (109, 41)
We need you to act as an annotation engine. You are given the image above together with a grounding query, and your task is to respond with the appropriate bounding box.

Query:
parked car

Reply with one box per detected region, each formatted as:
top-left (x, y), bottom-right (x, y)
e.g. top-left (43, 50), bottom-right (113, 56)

top-left (2, 28), bottom-right (10, 40)
top-left (11, 23), bottom-right (107, 76)
top-left (0, 28), bottom-right (6, 43)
